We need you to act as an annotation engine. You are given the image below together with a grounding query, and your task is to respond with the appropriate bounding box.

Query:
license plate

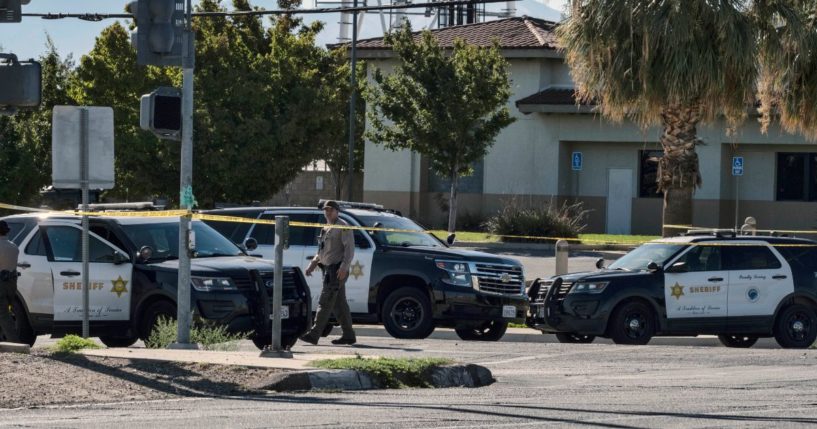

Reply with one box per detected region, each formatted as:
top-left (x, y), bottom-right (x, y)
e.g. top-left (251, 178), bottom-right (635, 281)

top-left (270, 306), bottom-right (289, 320)
top-left (502, 305), bottom-right (516, 318)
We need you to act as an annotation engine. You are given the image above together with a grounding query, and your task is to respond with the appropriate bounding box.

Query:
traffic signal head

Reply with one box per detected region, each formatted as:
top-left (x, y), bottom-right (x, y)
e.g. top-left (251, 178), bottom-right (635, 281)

top-left (141, 87), bottom-right (181, 140)
top-left (0, 54), bottom-right (41, 109)
top-left (0, 0), bottom-right (21, 23)
top-left (130, 0), bottom-right (184, 66)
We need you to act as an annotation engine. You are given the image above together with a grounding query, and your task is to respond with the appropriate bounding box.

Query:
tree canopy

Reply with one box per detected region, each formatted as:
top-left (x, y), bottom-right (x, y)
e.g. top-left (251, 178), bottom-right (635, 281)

top-left (1, 0), bottom-right (356, 209)
top-left (366, 24), bottom-right (514, 231)
top-left (557, 0), bottom-right (817, 235)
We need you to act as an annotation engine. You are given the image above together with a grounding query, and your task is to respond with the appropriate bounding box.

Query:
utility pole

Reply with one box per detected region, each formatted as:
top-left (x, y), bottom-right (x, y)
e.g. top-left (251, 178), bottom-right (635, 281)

top-left (171, 0), bottom-right (196, 349)
top-left (346, 0), bottom-right (358, 202)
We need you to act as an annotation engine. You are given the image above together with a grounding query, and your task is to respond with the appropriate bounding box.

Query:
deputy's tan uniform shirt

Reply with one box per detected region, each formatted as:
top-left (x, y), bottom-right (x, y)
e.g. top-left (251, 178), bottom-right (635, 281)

top-left (0, 237), bottom-right (18, 272)
top-left (314, 219), bottom-right (354, 272)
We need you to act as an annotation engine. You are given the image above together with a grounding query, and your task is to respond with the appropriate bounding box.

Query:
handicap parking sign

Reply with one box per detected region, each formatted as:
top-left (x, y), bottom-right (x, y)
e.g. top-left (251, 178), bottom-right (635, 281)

top-left (732, 156), bottom-right (744, 176)
top-left (572, 152), bottom-right (582, 171)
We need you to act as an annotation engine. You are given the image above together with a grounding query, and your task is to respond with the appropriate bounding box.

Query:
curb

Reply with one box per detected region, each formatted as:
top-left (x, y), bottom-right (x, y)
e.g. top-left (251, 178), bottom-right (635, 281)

top-left (0, 342), bottom-right (31, 354)
top-left (454, 242), bottom-right (634, 255)
top-left (251, 364), bottom-right (493, 392)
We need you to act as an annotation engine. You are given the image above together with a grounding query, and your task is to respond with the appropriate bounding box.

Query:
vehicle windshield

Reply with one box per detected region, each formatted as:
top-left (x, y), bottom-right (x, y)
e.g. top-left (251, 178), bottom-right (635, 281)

top-left (120, 221), bottom-right (243, 260)
top-left (608, 242), bottom-right (686, 271)
top-left (356, 215), bottom-right (443, 248)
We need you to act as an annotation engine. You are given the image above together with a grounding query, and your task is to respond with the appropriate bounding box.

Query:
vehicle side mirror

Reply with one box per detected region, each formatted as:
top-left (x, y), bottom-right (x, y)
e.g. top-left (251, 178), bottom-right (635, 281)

top-left (137, 246), bottom-right (153, 262)
top-left (113, 250), bottom-right (130, 265)
top-left (647, 261), bottom-right (662, 272)
top-left (447, 233), bottom-right (456, 246)
top-left (243, 237), bottom-right (258, 251)
top-left (665, 261), bottom-right (688, 273)
top-left (595, 258), bottom-right (605, 269)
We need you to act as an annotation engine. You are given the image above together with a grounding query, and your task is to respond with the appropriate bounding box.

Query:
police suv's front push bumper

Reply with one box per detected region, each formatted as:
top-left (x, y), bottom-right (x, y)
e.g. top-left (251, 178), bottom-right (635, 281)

top-left (526, 278), bottom-right (608, 336)
top-left (433, 284), bottom-right (529, 326)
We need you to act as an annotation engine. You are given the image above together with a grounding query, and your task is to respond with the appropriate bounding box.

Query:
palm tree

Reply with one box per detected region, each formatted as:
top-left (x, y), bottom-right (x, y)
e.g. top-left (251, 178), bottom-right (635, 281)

top-left (557, 0), bottom-right (817, 236)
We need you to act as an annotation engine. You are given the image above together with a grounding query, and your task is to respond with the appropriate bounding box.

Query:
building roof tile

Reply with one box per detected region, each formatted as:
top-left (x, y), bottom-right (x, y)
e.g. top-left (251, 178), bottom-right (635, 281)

top-left (346, 16), bottom-right (558, 50)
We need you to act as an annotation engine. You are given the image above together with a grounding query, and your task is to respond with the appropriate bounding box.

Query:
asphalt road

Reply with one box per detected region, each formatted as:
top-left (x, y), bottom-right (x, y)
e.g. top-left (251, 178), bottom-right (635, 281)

top-left (7, 329), bottom-right (817, 428)
top-left (7, 252), bottom-right (817, 428)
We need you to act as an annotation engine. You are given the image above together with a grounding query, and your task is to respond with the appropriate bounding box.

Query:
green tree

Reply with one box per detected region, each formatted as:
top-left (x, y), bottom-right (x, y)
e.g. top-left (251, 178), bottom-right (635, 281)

top-left (69, 0), bottom-right (350, 207)
top-left (70, 23), bottom-right (178, 203)
top-left (0, 38), bottom-right (74, 207)
top-left (365, 25), bottom-right (515, 232)
top-left (558, 0), bottom-right (817, 236)
top-left (322, 50), bottom-right (365, 200)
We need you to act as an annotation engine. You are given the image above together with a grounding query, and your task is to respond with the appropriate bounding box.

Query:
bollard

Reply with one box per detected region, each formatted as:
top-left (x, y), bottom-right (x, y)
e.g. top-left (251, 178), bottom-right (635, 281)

top-left (555, 239), bottom-right (569, 276)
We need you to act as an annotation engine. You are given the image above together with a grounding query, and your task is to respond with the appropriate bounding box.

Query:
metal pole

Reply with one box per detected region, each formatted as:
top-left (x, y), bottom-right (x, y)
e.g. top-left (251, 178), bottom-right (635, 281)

top-left (346, 0), bottom-right (358, 201)
top-left (271, 216), bottom-right (288, 352)
top-left (174, 0), bottom-right (195, 348)
top-left (80, 107), bottom-right (90, 339)
top-left (734, 175), bottom-right (739, 232)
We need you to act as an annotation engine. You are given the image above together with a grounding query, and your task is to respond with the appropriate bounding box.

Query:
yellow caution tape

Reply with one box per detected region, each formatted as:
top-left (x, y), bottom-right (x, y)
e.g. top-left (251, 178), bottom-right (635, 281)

top-left (5, 201), bottom-right (817, 247)
top-left (0, 202), bottom-right (52, 213)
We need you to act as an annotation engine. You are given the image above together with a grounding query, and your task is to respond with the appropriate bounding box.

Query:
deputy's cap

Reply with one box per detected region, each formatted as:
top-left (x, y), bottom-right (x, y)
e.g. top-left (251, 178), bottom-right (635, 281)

top-left (0, 221), bottom-right (9, 235)
top-left (322, 200), bottom-right (340, 211)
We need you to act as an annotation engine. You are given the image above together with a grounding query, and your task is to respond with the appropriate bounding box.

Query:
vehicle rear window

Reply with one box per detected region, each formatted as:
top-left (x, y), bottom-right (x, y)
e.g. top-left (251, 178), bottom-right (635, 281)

top-left (724, 245), bottom-right (782, 270)
top-left (775, 246), bottom-right (817, 270)
top-left (5, 221), bottom-right (34, 246)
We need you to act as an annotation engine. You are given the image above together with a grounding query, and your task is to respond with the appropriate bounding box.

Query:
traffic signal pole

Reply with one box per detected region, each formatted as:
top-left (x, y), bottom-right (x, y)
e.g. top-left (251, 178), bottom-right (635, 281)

top-left (171, 0), bottom-right (196, 349)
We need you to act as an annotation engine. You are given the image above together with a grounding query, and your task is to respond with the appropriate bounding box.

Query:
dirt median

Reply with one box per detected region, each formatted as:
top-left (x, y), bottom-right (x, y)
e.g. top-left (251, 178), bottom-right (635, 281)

top-left (0, 350), bottom-right (283, 409)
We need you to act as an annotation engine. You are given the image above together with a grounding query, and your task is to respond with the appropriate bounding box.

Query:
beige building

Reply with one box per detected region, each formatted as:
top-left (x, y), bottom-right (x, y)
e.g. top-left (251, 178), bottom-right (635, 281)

top-left (358, 17), bottom-right (817, 234)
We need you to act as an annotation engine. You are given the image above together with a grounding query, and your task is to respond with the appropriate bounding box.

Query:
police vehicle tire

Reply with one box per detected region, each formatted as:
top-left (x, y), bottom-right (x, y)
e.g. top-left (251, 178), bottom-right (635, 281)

top-left (8, 298), bottom-right (36, 346)
top-left (717, 335), bottom-right (758, 348)
top-left (454, 320), bottom-right (508, 341)
top-left (609, 300), bottom-right (655, 345)
top-left (99, 335), bottom-right (139, 348)
top-left (139, 300), bottom-right (176, 341)
top-left (381, 287), bottom-right (435, 339)
top-left (555, 333), bottom-right (596, 344)
top-left (251, 334), bottom-right (298, 351)
top-left (773, 304), bottom-right (817, 349)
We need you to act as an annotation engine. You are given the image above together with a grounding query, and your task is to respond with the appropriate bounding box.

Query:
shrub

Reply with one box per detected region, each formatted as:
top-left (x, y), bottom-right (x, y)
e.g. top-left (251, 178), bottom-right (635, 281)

top-left (457, 211), bottom-right (485, 232)
top-left (483, 199), bottom-right (588, 241)
top-left (312, 355), bottom-right (454, 388)
top-left (145, 317), bottom-right (250, 351)
top-left (52, 335), bottom-right (102, 353)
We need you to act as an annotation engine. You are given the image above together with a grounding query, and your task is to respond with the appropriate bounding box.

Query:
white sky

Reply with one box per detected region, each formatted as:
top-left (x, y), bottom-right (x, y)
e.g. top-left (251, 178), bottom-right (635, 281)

top-left (0, 0), bottom-right (566, 60)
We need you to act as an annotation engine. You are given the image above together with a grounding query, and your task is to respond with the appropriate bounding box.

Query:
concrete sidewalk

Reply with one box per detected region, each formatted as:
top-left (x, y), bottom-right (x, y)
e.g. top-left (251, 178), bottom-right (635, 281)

top-left (80, 347), bottom-right (355, 370)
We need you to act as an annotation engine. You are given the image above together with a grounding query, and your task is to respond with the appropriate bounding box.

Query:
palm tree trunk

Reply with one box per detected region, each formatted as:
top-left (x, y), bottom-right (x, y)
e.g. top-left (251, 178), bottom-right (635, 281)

top-left (447, 164), bottom-right (459, 233)
top-left (658, 104), bottom-right (702, 237)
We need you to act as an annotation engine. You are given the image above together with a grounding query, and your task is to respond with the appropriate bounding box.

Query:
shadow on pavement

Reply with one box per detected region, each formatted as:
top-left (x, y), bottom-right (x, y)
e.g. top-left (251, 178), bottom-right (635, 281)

top-left (240, 395), bottom-right (817, 427)
top-left (46, 352), bottom-right (266, 398)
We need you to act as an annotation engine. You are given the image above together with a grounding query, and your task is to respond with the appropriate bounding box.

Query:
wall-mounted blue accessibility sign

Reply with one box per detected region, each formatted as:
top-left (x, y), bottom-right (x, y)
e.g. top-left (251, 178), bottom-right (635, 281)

top-left (572, 152), bottom-right (582, 171)
top-left (732, 156), bottom-right (744, 176)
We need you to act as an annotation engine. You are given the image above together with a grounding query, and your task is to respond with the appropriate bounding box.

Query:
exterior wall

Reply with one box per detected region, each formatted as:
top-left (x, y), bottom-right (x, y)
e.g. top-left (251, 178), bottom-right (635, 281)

top-left (362, 53), bottom-right (817, 235)
top-left (268, 171), bottom-right (363, 207)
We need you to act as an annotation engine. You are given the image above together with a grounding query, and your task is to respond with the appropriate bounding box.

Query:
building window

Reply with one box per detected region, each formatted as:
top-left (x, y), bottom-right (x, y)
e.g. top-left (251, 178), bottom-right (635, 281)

top-left (776, 153), bottom-right (817, 201)
top-left (639, 150), bottom-right (663, 198)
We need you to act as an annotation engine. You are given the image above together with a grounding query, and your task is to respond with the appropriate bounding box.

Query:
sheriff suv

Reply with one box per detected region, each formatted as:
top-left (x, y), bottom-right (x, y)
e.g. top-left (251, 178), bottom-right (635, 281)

top-left (0, 213), bottom-right (311, 350)
top-left (527, 232), bottom-right (817, 348)
top-left (202, 201), bottom-right (528, 341)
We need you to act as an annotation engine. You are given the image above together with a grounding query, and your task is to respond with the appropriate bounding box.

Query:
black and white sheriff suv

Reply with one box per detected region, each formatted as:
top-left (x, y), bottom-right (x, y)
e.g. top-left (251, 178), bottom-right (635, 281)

top-left (203, 201), bottom-right (529, 341)
top-left (527, 232), bottom-right (817, 348)
top-left (0, 212), bottom-right (311, 349)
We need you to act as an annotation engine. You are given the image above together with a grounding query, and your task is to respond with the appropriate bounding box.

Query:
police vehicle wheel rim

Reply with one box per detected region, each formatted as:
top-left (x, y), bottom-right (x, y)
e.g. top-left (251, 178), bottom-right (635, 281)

top-left (391, 297), bottom-right (424, 330)
top-left (786, 311), bottom-right (811, 341)
top-left (624, 313), bottom-right (646, 339)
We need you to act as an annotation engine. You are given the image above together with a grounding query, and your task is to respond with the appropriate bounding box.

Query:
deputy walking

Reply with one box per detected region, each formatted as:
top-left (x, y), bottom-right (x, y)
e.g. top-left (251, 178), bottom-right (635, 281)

top-left (299, 200), bottom-right (357, 345)
top-left (0, 221), bottom-right (20, 343)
